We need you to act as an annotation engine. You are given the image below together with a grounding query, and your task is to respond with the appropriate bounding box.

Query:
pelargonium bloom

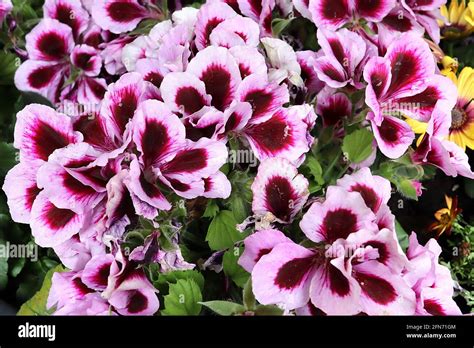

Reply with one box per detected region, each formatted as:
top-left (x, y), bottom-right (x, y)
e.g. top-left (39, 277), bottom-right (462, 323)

top-left (363, 34), bottom-right (457, 158)
top-left (251, 157), bottom-right (309, 224)
top-left (403, 233), bottom-right (462, 315)
top-left (309, 0), bottom-right (396, 30)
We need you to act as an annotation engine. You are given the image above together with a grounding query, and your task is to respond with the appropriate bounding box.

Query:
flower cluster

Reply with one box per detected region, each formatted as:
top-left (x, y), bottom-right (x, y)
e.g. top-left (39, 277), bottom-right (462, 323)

top-left (240, 166), bottom-right (460, 315)
top-left (2, 0), bottom-right (472, 316)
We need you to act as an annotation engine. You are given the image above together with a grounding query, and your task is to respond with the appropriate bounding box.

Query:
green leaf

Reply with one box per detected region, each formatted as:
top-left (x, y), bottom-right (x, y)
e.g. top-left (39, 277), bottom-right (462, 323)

top-left (395, 220), bottom-right (409, 252)
top-left (226, 171), bottom-right (253, 223)
top-left (155, 269), bottom-right (205, 292)
top-left (203, 199), bottom-right (219, 218)
top-left (254, 304), bottom-right (284, 316)
top-left (206, 210), bottom-right (244, 251)
top-left (223, 246), bottom-right (249, 288)
top-left (272, 17), bottom-right (293, 36)
top-left (161, 279), bottom-right (202, 316)
top-left (17, 265), bottom-right (64, 315)
top-left (200, 301), bottom-right (245, 316)
top-left (0, 52), bottom-right (19, 85)
top-left (243, 278), bottom-right (256, 311)
top-left (0, 142), bottom-right (17, 176)
top-left (10, 257), bottom-right (26, 277)
top-left (397, 179), bottom-right (418, 200)
top-left (342, 128), bottom-right (374, 164)
top-left (0, 244), bottom-right (8, 290)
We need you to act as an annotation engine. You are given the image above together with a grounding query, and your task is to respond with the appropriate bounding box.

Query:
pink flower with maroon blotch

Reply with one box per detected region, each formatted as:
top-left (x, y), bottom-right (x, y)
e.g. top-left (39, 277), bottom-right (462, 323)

top-left (48, 271), bottom-right (111, 314)
top-left (314, 28), bottom-right (370, 89)
top-left (195, 1), bottom-right (238, 50)
top-left (251, 158), bottom-right (309, 224)
top-left (101, 35), bottom-right (136, 75)
top-left (43, 0), bottom-right (90, 40)
top-left (92, 0), bottom-right (150, 34)
top-left (309, 0), bottom-right (396, 30)
top-left (403, 233), bottom-right (462, 315)
top-left (15, 19), bottom-right (74, 102)
top-left (316, 87), bottom-right (352, 129)
top-left (336, 167), bottom-right (395, 230)
top-left (102, 252), bottom-right (160, 316)
top-left (296, 51), bottom-right (324, 97)
top-left (238, 229), bottom-right (293, 273)
top-left (209, 15), bottom-right (260, 48)
top-left (363, 34), bottom-right (457, 159)
top-left (401, 0), bottom-right (445, 43)
top-left (130, 99), bottom-right (229, 204)
top-left (373, 5), bottom-right (424, 52)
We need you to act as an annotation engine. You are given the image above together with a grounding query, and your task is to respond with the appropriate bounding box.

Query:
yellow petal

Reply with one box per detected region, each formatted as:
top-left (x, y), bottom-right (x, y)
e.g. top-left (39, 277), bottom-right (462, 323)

top-left (457, 67), bottom-right (474, 100)
top-left (445, 195), bottom-right (453, 210)
top-left (449, 131), bottom-right (467, 150)
top-left (405, 117), bottom-right (428, 134)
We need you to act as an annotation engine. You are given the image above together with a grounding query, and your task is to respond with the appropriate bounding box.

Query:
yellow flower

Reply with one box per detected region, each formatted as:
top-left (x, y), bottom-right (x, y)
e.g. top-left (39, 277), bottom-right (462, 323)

top-left (439, 0), bottom-right (474, 39)
top-left (406, 65), bottom-right (474, 151)
top-left (429, 195), bottom-right (462, 238)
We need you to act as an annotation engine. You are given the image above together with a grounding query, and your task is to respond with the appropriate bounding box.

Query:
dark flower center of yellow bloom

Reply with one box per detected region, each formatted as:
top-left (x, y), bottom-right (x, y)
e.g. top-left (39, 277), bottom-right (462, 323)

top-left (451, 107), bottom-right (467, 129)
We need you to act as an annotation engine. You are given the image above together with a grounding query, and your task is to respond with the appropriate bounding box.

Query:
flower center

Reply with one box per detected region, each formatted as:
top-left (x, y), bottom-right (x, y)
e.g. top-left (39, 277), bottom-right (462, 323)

top-left (451, 108), bottom-right (467, 130)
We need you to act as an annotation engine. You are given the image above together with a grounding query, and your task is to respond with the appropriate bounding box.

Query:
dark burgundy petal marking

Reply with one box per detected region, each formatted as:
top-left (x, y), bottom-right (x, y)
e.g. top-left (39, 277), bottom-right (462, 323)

top-left (397, 86), bottom-right (439, 109)
top-left (200, 64), bottom-right (232, 111)
top-left (387, 51), bottom-right (420, 96)
top-left (84, 32), bottom-right (102, 48)
top-left (354, 0), bottom-right (387, 19)
top-left (350, 184), bottom-right (379, 211)
top-left (139, 172), bottom-right (163, 199)
top-left (224, 112), bottom-right (241, 133)
top-left (162, 148), bottom-right (207, 174)
top-left (204, 18), bottom-right (224, 46)
top-left (255, 248), bottom-right (272, 263)
top-left (185, 121), bottom-right (218, 141)
top-left (424, 299), bottom-right (445, 316)
top-left (37, 32), bottom-right (68, 60)
top-left (249, 0), bottom-right (263, 17)
top-left (204, 177), bottom-right (213, 192)
top-left (112, 88), bottom-right (138, 134)
top-left (28, 65), bottom-right (58, 89)
top-left (354, 271), bottom-right (397, 304)
top-left (365, 241), bottom-right (388, 264)
top-left (322, 208), bottom-right (358, 243)
top-left (320, 98), bottom-right (350, 127)
top-left (63, 172), bottom-right (97, 197)
top-left (321, 0), bottom-right (349, 20)
top-left (44, 201), bottom-right (77, 230)
top-left (128, 291), bottom-right (148, 313)
top-left (144, 72), bottom-right (163, 88)
top-left (73, 277), bottom-right (94, 295)
top-left (33, 121), bottom-right (73, 161)
top-left (94, 264), bottom-right (111, 288)
top-left (327, 262), bottom-right (351, 296)
top-left (26, 186), bottom-right (41, 210)
top-left (141, 120), bottom-right (170, 167)
top-left (378, 118), bottom-right (399, 142)
top-left (370, 70), bottom-right (388, 99)
top-left (244, 89), bottom-right (273, 119)
top-left (55, 3), bottom-right (80, 36)
top-left (382, 14), bottom-right (413, 32)
top-left (167, 178), bottom-right (191, 192)
top-left (328, 39), bottom-right (345, 66)
top-left (274, 256), bottom-right (315, 289)
top-left (264, 175), bottom-right (295, 221)
top-left (106, 2), bottom-right (145, 22)
top-left (74, 114), bottom-right (112, 150)
top-left (175, 86), bottom-right (207, 114)
top-left (246, 112), bottom-right (294, 154)
top-left (321, 63), bottom-right (347, 82)
top-left (238, 62), bottom-right (251, 77)
top-left (87, 78), bottom-right (107, 99)
top-left (74, 52), bottom-right (94, 71)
